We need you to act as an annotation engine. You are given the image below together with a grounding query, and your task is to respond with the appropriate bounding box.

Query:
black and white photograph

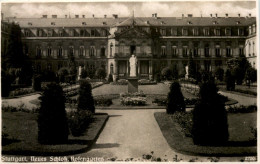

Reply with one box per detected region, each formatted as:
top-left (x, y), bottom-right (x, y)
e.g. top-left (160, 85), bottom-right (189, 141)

top-left (1, 0), bottom-right (258, 162)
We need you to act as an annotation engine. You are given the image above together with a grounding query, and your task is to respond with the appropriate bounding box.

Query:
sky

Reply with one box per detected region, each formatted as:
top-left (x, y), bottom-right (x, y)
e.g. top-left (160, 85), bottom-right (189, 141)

top-left (1, 1), bottom-right (257, 18)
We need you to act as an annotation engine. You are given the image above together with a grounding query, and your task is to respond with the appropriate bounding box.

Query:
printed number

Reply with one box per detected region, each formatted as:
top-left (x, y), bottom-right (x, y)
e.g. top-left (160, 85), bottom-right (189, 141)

top-left (245, 157), bottom-right (257, 161)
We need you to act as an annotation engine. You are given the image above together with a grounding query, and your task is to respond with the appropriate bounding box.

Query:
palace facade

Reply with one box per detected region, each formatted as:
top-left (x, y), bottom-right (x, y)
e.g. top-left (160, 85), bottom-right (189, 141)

top-left (1, 13), bottom-right (257, 81)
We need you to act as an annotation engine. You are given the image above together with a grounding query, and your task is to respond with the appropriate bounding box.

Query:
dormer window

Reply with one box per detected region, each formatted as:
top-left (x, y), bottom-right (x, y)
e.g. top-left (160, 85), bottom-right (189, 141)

top-left (82, 22), bottom-right (86, 25)
top-left (102, 22), bottom-right (106, 25)
top-left (213, 21), bottom-right (217, 25)
top-left (187, 21), bottom-right (192, 25)
top-left (236, 21), bottom-right (240, 24)
top-left (28, 22), bottom-right (32, 26)
top-left (161, 21), bottom-right (165, 25)
top-left (51, 22), bottom-right (55, 25)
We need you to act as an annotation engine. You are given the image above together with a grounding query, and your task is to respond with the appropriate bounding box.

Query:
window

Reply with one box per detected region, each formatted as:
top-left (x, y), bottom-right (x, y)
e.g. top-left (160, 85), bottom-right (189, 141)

top-left (204, 46), bottom-right (210, 57)
top-left (89, 64), bottom-right (95, 72)
top-left (91, 29), bottom-right (95, 36)
top-left (252, 42), bottom-right (255, 56)
top-left (172, 46), bottom-right (177, 57)
top-left (102, 29), bottom-right (107, 36)
top-left (160, 29), bottom-right (166, 36)
top-left (204, 28), bottom-right (209, 36)
top-left (204, 60), bottom-right (211, 72)
top-left (193, 47), bottom-right (198, 57)
top-left (59, 30), bottom-right (64, 37)
top-left (70, 29), bottom-right (74, 37)
top-left (215, 28), bottom-right (220, 36)
top-left (47, 29), bottom-right (53, 37)
top-left (183, 46), bottom-right (188, 57)
top-left (110, 43), bottom-right (113, 57)
top-left (182, 28), bottom-right (188, 36)
top-left (225, 28), bottom-right (231, 36)
top-left (171, 28), bottom-right (177, 36)
top-left (47, 47), bottom-right (52, 57)
top-left (193, 28), bottom-right (199, 36)
top-left (161, 46), bottom-right (166, 57)
top-left (79, 46), bottom-right (84, 56)
top-left (51, 22), bottom-right (55, 25)
top-left (249, 26), bottom-right (252, 35)
top-left (239, 47), bottom-right (244, 56)
top-left (38, 29), bottom-right (43, 37)
top-left (238, 28), bottom-right (244, 36)
top-left (252, 24), bottom-right (256, 33)
top-left (215, 47), bottom-right (221, 57)
top-left (58, 46), bottom-right (63, 57)
top-left (90, 46), bottom-right (95, 57)
top-left (23, 45), bottom-right (29, 55)
top-left (24, 29), bottom-right (30, 37)
top-left (101, 46), bottom-right (106, 56)
top-left (80, 29), bottom-right (85, 37)
top-left (226, 46), bottom-right (231, 57)
top-left (36, 47), bottom-right (41, 57)
top-left (69, 46), bottom-right (74, 56)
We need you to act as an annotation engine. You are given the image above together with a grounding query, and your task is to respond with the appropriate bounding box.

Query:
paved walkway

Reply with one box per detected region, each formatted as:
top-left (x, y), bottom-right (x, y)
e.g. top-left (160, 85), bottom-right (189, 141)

top-left (74, 109), bottom-right (244, 162)
top-left (219, 91), bottom-right (257, 106)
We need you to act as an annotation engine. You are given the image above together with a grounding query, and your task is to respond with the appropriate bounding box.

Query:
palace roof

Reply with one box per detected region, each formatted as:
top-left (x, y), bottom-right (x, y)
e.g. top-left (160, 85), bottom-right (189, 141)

top-left (5, 16), bottom-right (256, 28)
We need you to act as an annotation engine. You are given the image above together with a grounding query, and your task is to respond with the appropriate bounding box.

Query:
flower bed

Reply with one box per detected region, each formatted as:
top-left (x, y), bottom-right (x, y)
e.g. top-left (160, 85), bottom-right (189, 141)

top-left (110, 79), bottom-right (128, 85)
top-left (94, 97), bottom-right (113, 106)
top-left (227, 105), bottom-right (257, 113)
top-left (138, 79), bottom-right (157, 85)
top-left (120, 91), bottom-right (146, 98)
top-left (171, 111), bottom-right (193, 137)
top-left (121, 97), bottom-right (147, 106)
top-left (153, 97), bottom-right (199, 106)
top-left (9, 88), bottom-right (35, 97)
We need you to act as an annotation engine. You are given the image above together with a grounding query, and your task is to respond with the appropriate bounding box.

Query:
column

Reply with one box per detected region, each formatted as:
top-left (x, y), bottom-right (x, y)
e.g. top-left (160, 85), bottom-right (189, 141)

top-left (113, 60), bottom-right (118, 81)
top-left (149, 60), bottom-right (153, 80)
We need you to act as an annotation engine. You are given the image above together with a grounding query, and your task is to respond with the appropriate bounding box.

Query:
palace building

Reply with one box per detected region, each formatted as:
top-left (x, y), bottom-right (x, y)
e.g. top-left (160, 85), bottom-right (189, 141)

top-left (1, 13), bottom-right (257, 81)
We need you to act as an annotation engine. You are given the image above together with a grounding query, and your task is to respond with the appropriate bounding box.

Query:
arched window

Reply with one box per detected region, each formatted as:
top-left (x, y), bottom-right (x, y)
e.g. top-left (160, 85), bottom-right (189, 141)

top-left (90, 46), bottom-right (95, 57)
top-left (101, 46), bottom-right (106, 56)
top-left (110, 43), bottom-right (113, 57)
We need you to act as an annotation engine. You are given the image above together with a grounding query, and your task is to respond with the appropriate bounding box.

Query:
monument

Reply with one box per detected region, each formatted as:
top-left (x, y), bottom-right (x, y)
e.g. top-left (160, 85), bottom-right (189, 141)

top-left (185, 65), bottom-right (189, 79)
top-left (128, 54), bottom-right (138, 93)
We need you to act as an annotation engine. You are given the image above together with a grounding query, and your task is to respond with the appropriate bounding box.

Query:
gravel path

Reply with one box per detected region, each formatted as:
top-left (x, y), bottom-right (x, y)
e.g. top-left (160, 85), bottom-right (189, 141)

top-left (219, 91), bottom-right (257, 106)
top-left (73, 109), bottom-right (245, 162)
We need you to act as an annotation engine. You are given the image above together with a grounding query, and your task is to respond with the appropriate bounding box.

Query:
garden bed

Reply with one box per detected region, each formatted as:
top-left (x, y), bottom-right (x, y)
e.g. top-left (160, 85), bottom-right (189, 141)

top-left (2, 111), bottom-right (108, 156)
top-left (154, 112), bottom-right (257, 156)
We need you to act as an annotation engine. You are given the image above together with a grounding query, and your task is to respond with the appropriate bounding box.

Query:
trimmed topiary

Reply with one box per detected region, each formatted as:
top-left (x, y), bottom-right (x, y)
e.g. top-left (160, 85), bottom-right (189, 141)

top-left (192, 81), bottom-right (229, 146)
top-left (33, 74), bottom-right (41, 91)
top-left (38, 83), bottom-right (68, 144)
top-left (77, 80), bottom-right (95, 113)
top-left (166, 81), bottom-right (186, 114)
top-left (225, 69), bottom-right (235, 91)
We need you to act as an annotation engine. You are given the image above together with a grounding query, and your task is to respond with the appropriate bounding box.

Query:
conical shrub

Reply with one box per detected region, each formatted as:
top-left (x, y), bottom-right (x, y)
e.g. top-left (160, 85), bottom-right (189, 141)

top-left (77, 80), bottom-right (95, 113)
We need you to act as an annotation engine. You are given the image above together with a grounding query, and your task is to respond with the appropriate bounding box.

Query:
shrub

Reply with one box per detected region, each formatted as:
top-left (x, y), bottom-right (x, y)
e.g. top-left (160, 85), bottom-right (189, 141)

top-left (161, 67), bottom-right (172, 80)
top-left (95, 67), bottom-right (106, 80)
top-left (225, 69), bottom-right (235, 91)
top-left (227, 105), bottom-right (257, 113)
top-left (108, 74), bottom-right (113, 83)
top-left (138, 79), bottom-right (157, 85)
top-left (77, 80), bottom-right (95, 113)
top-left (121, 97), bottom-right (147, 106)
top-left (94, 97), bottom-right (113, 106)
top-left (120, 91), bottom-right (146, 98)
top-left (111, 79), bottom-right (128, 85)
top-left (155, 73), bottom-right (161, 82)
top-left (38, 83), bottom-right (69, 144)
top-left (166, 81), bottom-right (186, 114)
top-left (33, 74), bottom-right (41, 91)
top-left (192, 81), bottom-right (229, 146)
top-left (153, 98), bottom-right (167, 106)
top-left (9, 87), bottom-right (34, 97)
top-left (1, 70), bottom-right (11, 97)
top-left (67, 110), bottom-right (93, 137)
top-left (57, 67), bottom-right (69, 83)
top-left (172, 111), bottom-right (193, 137)
top-left (214, 67), bottom-right (224, 81)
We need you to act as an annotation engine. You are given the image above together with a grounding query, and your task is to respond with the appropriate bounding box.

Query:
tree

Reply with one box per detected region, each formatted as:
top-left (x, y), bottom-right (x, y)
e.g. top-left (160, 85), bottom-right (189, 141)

top-left (214, 67), bottom-right (224, 81)
top-left (38, 83), bottom-right (68, 144)
top-left (57, 67), bottom-right (69, 83)
top-left (77, 80), bottom-right (95, 113)
top-left (95, 67), bottom-right (106, 80)
top-left (192, 81), bottom-right (229, 145)
top-left (68, 53), bottom-right (77, 83)
top-left (225, 69), bottom-right (235, 91)
top-left (245, 67), bottom-right (257, 87)
top-left (1, 70), bottom-right (12, 97)
top-left (188, 53), bottom-right (197, 79)
top-left (80, 68), bottom-right (88, 79)
top-left (161, 67), bottom-right (173, 80)
top-left (3, 22), bottom-right (24, 69)
top-left (227, 56), bottom-right (251, 85)
top-left (166, 81), bottom-right (186, 114)
top-left (170, 64), bottom-right (179, 80)
top-left (32, 74), bottom-right (42, 91)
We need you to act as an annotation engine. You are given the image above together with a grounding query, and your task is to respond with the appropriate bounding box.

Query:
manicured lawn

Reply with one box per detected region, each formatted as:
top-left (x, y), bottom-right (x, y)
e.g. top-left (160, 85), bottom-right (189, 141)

top-left (154, 112), bottom-right (257, 156)
top-left (2, 111), bottom-right (108, 156)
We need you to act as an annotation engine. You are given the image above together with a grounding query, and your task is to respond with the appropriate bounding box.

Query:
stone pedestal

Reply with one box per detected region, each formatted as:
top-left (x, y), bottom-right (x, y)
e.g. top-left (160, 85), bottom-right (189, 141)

top-left (128, 77), bottom-right (138, 93)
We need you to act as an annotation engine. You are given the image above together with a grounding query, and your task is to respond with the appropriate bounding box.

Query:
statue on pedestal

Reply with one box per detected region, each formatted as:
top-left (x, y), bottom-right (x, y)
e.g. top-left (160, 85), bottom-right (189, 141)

top-left (129, 54), bottom-right (137, 77)
top-left (185, 65), bottom-right (189, 79)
